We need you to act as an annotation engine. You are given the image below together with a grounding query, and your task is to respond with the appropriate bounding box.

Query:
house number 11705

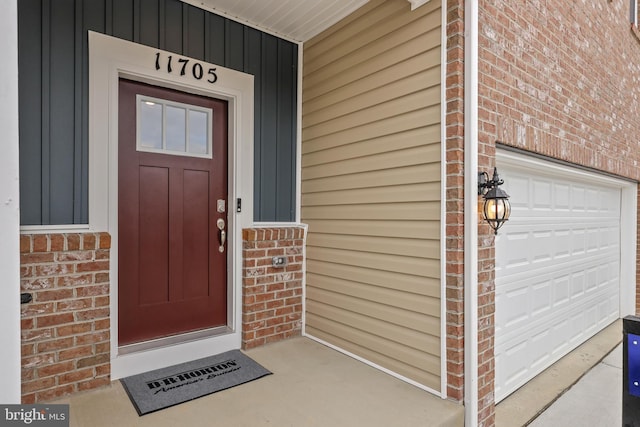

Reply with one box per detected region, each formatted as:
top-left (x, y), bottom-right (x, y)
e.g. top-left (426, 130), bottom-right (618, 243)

top-left (155, 52), bottom-right (218, 83)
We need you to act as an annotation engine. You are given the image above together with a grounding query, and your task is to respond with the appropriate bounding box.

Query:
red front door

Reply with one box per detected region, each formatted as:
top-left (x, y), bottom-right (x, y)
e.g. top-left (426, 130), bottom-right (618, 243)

top-left (118, 79), bottom-right (228, 346)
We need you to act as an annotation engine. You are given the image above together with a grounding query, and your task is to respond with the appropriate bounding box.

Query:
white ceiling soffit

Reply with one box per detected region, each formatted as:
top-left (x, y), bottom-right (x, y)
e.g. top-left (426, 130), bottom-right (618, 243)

top-left (182, 0), bottom-right (371, 42)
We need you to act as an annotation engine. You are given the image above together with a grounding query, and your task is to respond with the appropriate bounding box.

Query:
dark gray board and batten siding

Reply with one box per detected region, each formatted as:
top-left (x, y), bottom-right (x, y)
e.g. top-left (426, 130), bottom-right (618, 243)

top-left (18, 0), bottom-right (298, 225)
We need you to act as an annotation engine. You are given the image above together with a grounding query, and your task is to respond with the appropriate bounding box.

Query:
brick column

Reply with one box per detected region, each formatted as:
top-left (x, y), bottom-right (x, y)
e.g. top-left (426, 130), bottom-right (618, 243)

top-left (445, 0), bottom-right (466, 403)
top-left (20, 233), bottom-right (111, 403)
top-left (241, 227), bottom-right (306, 349)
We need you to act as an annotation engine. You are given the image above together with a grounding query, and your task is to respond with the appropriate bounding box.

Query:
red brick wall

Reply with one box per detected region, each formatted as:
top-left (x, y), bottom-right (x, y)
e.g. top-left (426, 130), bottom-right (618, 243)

top-left (242, 227), bottom-right (306, 349)
top-left (19, 227), bottom-right (306, 402)
top-left (479, 0), bottom-right (640, 179)
top-left (473, 1), bottom-right (640, 425)
top-left (20, 233), bottom-right (111, 403)
top-left (445, 0), bottom-right (465, 403)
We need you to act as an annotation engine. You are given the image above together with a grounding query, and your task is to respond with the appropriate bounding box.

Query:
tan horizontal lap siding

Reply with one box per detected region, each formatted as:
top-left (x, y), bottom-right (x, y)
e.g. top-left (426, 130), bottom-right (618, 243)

top-left (302, 0), bottom-right (442, 391)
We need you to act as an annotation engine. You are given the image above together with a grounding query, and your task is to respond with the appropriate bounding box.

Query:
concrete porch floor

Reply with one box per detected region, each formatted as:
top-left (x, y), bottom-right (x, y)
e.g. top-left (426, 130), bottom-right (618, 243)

top-left (48, 320), bottom-right (622, 426)
top-left (51, 337), bottom-right (464, 427)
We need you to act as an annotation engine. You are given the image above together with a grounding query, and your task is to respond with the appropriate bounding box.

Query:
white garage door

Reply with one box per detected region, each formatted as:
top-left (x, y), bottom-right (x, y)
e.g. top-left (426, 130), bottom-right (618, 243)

top-left (494, 151), bottom-right (622, 402)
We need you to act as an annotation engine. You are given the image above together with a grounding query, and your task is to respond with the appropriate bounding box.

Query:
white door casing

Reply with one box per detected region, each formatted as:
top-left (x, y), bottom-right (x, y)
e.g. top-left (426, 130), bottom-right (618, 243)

top-left (0, 0), bottom-right (22, 404)
top-left (494, 149), bottom-right (636, 402)
top-left (88, 32), bottom-right (254, 379)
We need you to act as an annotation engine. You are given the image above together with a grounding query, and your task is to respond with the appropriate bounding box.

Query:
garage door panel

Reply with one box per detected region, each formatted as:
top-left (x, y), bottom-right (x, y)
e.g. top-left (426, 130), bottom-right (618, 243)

top-left (507, 175), bottom-right (530, 207)
top-left (510, 208), bottom-right (619, 218)
top-left (496, 305), bottom-right (619, 399)
top-left (497, 283), bottom-right (529, 328)
top-left (495, 290), bottom-right (618, 399)
top-left (498, 251), bottom-right (619, 285)
top-left (531, 280), bottom-right (552, 316)
top-left (495, 154), bottom-right (622, 402)
top-left (496, 276), bottom-right (618, 341)
top-left (532, 179), bottom-right (553, 208)
top-left (497, 229), bottom-right (619, 276)
top-left (555, 274), bottom-right (570, 305)
top-left (530, 329), bottom-right (551, 368)
top-left (508, 169), bottom-right (620, 215)
top-left (555, 184), bottom-right (570, 209)
top-left (497, 255), bottom-right (619, 285)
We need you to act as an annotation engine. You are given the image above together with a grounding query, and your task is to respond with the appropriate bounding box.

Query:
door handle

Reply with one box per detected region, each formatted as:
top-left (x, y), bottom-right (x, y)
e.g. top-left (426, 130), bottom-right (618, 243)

top-left (217, 218), bottom-right (226, 252)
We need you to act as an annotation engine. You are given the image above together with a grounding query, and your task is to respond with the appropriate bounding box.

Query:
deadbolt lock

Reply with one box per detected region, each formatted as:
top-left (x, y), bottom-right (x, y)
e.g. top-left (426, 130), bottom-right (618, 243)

top-left (217, 199), bottom-right (226, 213)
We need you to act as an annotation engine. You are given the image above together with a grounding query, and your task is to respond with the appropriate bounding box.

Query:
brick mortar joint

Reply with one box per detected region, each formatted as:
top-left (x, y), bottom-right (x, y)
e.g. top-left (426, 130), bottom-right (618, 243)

top-left (22, 258), bottom-right (104, 266)
top-left (21, 272), bottom-right (110, 284)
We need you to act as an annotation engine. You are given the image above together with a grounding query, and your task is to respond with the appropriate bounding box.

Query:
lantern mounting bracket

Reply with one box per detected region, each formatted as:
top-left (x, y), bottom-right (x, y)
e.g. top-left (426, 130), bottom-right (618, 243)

top-left (478, 167), bottom-right (504, 196)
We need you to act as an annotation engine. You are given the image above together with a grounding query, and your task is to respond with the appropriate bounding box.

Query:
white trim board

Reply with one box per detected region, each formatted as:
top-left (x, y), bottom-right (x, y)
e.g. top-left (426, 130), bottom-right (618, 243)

top-left (88, 32), bottom-right (254, 379)
top-left (463, 0), bottom-right (479, 424)
top-left (0, 0), bottom-right (22, 404)
top-left (439, 0), bottom-right (448, 399)
top-left (304, 334), bottom-right (443, 397)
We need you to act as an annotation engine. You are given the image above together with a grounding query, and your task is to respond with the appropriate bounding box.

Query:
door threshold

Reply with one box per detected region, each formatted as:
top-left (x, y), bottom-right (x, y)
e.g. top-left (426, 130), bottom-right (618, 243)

top-left (118, 326), bottom-right (231, 355)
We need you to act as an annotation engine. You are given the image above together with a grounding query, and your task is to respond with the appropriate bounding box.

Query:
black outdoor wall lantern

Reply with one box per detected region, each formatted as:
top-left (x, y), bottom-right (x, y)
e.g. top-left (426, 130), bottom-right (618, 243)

top-left (478, 167), bottom-right (511, 234)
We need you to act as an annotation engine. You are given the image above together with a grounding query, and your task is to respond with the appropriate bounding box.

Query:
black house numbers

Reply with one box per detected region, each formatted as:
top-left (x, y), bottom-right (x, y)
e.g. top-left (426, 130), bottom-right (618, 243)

top-left (155, 52), bottom-right (218, 84)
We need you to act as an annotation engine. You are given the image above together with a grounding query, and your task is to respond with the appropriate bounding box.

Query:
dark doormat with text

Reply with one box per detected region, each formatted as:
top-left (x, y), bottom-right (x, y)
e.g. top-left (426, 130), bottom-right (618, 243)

top-left (121, 350), bottom-right (272, 415)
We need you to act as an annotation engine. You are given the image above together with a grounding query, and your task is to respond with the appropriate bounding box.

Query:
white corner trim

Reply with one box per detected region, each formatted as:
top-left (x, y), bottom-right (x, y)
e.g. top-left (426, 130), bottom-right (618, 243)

top-left (408, 0), bottom-right (431, 11)
top-left (299, 223), bottom-right (309, 335)
top-left (464, 0), bottom-right (480, 426)
top-left (296, 41), bottom-right (303, 224)
top-left (304, 334), bottom-right (443, 396)
top-left (88, 32), bottom-right (254, 379)
top-left (621, 185), bottom-right (637, 317)
top-left (439, 0), bottom-right (448, 400)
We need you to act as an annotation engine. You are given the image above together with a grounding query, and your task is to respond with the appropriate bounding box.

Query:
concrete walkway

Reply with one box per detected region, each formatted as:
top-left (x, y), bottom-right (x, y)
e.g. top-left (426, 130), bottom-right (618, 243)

top-left (496, 320), bottom-right (622, 426)
top-left (52, 337), bottom-right (463, 427)
top-left (530, 344), bottom-right (621, 426)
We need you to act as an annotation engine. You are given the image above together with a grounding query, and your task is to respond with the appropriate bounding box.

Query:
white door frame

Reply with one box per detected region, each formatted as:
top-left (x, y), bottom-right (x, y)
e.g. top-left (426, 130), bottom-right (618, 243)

top-left (88, 32), bottom-right (254, 379)
top-left (0, 0), bottom-right (22, 404)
